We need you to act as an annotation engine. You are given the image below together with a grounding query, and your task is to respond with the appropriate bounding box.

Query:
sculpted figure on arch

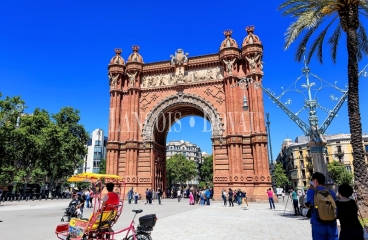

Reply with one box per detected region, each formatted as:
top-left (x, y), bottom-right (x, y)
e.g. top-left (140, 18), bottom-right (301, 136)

top-left (126, 71), bottom-right (137, 87)
top-left (223, 58), bottom-right (237, 74)
top-left (108, 72), bottom-right (119, 88)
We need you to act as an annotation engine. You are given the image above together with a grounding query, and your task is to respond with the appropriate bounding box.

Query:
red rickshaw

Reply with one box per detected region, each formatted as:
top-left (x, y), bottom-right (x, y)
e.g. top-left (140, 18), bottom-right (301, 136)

top-left (55, 173), bottom-right (157, 240)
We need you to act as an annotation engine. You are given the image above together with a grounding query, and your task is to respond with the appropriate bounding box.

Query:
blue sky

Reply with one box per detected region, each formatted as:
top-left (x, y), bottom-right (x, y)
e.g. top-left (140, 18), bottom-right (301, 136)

top-left (1, 0), bottom-right (367, 158)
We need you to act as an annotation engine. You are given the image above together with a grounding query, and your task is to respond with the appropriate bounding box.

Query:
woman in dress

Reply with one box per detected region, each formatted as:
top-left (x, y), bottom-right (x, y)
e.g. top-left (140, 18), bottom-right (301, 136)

top-left (336, 184), bottom-right (364, 240)
top-left (189, 191), bottom-right (194, 205)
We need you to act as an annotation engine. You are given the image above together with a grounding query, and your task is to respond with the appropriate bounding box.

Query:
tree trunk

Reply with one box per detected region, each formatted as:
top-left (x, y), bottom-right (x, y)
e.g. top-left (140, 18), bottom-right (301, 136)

top-left (341, 4), bottom-right (368, 217)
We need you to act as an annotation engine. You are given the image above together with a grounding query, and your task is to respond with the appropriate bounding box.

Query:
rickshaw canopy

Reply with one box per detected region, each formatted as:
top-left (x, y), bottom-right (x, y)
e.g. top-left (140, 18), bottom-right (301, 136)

top-left (67, 173), bottom-right (122, 182)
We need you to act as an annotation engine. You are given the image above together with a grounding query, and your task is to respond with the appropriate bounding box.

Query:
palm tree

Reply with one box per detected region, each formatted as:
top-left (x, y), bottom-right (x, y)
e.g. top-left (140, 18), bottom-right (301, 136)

top-left (279, 0), bottom-right (368, 215)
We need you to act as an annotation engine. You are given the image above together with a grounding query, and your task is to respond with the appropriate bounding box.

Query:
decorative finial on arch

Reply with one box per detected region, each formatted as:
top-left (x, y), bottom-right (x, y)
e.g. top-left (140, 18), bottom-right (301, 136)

top-left (246, 25), bottom-right (255, 34)
top-left (132, 45), bottom-right (140, 52)
top-left (114, 48), bottom-right (122, 55)
top-left (223, 29), bottom-right (233, 38)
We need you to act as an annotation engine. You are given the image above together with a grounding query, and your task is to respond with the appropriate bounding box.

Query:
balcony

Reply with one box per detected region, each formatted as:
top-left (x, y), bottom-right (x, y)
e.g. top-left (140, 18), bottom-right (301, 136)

top-left (300, 164), bottom-right (305, 169)
top-left (306, 154), bottom-right (312, 161)
top-left (307, 163), bottom-right (313, 170)
top-left (334, 151), bottom-right (345, 158)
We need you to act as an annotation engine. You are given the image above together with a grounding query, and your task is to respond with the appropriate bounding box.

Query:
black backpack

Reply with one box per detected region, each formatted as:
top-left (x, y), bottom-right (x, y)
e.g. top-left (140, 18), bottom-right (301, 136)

top-left (229, 191), bottom-right (233, 197)
top-left (147, 190), bottom-right (152, 198)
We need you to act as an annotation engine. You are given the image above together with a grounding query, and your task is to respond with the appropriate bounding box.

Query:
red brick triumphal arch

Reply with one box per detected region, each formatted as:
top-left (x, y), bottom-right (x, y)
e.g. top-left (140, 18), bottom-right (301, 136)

top-left (106, 26), bottom-right (272, 201)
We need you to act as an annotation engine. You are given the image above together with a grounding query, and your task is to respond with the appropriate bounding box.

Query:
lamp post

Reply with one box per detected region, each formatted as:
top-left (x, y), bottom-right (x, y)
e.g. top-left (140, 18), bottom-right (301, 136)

top-left (266, 113), bottom-right (273, 164)
top-left (84, 154), bottom-right (88, 173)
top-left (232, 54), bottom-right (368, 180)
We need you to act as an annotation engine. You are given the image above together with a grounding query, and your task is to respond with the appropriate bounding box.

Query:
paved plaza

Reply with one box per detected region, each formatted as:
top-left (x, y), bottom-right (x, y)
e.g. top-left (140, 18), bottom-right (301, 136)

top-left (0, 198), bottom-right (312, 240)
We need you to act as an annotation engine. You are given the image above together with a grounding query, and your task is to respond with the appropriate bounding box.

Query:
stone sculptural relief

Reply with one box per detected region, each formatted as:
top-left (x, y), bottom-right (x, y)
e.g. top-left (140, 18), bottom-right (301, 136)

top-left (141, 66), bottom-right (223, 88)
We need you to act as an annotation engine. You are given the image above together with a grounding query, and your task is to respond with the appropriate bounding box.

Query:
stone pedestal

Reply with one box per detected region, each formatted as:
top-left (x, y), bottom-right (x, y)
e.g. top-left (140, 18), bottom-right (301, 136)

top-left (308, 141), bottom-right (327, 176)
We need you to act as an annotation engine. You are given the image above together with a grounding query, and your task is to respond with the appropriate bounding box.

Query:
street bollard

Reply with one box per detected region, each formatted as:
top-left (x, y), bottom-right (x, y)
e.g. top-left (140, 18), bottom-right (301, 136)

top-left (26, 196), bottom-right (28, 201)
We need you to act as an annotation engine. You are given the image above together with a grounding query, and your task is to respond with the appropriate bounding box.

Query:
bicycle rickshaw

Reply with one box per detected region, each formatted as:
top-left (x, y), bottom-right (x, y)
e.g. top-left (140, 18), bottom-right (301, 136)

top-left (55, 173), bottom-right (157, 240)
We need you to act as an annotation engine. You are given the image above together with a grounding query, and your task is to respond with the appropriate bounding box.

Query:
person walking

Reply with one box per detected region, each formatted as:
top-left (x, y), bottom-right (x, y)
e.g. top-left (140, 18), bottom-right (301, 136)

top-left (189, 191), bottom-right (194, 205)
top-left (177, 189), bottom-right (181, 202)
top-left (222, 189), bottom-right (227, 206)
top-left (128, 187), bottom-right (133, 204)
top-left (242, 190), bottom-right (248, 209)
top-left (85, 190), bottom-right (90, 208)
top-left (290, 188), bottom-right (300, 216)
top-left (157, 188), bottom-right (162, 205)
top-left (205, 187), bottom-right (211, 205)
top-left (282, 191), bottom-right (285, 202)
top-left (134, 192), bottom-right (139, 204)
top-left (145, 188), bottom-right (149, 205)
top-left (237, 189), bottom-right (243, 206)
top-left (89, 189), bottom-right (94, 208)
top-left (336, 184), bottom-right (364, 240)
top-left (267, 188), bottom-right (275, 209)
top-left (306, 172), bottom-right (338, 240)
top-left (228, 188), bottom-right (234, 207)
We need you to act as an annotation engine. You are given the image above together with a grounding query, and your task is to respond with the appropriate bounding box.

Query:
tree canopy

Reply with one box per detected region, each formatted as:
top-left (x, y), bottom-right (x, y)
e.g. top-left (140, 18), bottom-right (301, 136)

top-left (199, 155), bottom-right (213, 184)
top-left (0, 93), bottom-right (88, 190)
top-left (98, 158), bottom-right (106, 174)
top-left (166, 153), bottom-right (197, 186)
top-left (327, 161), bottom-right (353, 185)
top-left (273, 163), bottom-right (289, 187)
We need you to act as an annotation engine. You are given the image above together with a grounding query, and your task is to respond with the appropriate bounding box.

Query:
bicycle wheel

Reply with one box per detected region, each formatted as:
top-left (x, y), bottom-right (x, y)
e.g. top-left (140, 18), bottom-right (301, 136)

top-left (127, 232), bottom-right (151, 240)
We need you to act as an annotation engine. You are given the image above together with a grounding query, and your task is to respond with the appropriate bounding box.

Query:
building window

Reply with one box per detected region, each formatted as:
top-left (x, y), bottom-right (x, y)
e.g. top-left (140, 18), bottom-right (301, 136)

top-left (346, 165), bottom-right (352, 173)
top-left (365, 145), bottom-right (368, 152)
top-left (95, 140), bottom-right (101, 146)
top-left (94, 146), bottom-right (102, 153)
top-left (326, 157), bottom-right (330, 164)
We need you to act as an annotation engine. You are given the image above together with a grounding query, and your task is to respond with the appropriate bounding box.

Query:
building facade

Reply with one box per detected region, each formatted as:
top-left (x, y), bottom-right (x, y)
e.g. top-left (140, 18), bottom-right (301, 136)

top-left (76, 128), bottom-right (108, 174)
top-left (166, 140), bottom-right (202, 163)
top-left (166, 140), bottom-right (202, 185)
top-left (276, 134), bottom-right (368, 190)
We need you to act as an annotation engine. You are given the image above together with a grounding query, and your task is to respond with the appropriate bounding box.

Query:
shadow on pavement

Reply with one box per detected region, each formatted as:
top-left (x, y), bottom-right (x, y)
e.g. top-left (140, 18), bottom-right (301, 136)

top-left (278, 213), bottom-right (310, 220)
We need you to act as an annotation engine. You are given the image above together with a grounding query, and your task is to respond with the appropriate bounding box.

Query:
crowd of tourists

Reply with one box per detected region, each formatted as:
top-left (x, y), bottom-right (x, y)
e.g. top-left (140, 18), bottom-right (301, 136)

top-left (220, 188), bottom-right (249, 208)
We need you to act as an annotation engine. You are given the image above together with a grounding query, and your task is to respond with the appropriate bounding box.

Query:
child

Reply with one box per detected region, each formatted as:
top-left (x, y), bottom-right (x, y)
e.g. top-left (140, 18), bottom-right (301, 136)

top-left (134, 192), bottom-right (139, 204)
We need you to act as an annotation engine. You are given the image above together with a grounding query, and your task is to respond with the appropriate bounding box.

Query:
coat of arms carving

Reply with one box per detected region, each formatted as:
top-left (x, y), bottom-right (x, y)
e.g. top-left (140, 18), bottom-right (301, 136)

top-left (170, 49), bottom-right (189, 66)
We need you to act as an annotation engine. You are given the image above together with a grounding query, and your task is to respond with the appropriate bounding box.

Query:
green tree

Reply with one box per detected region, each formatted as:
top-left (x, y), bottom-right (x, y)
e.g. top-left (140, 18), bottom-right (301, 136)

top-left (199, 155), bottom-right (213, 184)
top-left (279, 0), bottom-right (368, 215)
top-left (98, 158), bottom-right (106, 174)
top-left (273, 163), bottom-right (289, 187)
top-left (38, 107), bottom-right (89, 189)
top-left (166, 154), bottom-right (197, 186)
top-left (0, 93), bottom-right (25, 180)
top-left (327, 161), bottom-right (353, 185)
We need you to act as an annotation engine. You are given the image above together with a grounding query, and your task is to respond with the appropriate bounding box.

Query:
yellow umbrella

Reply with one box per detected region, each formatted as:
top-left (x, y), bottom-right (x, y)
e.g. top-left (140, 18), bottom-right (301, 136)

top-left (67, 173), bottom-right (122, 182)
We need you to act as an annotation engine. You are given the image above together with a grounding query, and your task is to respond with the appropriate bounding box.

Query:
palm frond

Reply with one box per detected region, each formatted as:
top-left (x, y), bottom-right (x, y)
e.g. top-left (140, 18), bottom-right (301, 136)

top-left (284, 10), bottom-right (324, 49)
top-left (307, 19), bottom-right (336, 63)
top-left (357, 22), bottom-right (368, 61)
top-left (358, 2), bottom-right (368, 17)
top-left (328, 23), bottom-right (341, 63)
top-left (279, 0), bottom-right (311, 11)
top-left (295, 24), bottom-right (320, 61)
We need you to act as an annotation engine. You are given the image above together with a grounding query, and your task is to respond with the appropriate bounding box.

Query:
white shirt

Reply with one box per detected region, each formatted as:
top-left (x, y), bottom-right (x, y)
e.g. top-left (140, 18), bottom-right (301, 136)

top-left (177, 190), bottom-right (181, 196)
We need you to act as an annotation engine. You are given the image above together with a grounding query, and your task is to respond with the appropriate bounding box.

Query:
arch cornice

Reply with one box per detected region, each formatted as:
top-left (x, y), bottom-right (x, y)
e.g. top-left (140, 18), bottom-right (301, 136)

top-left (142, 92), bottom-right (224, 141)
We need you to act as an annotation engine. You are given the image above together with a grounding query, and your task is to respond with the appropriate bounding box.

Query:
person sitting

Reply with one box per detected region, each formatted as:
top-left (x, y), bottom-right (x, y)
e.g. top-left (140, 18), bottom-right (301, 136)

top-left (102, 183), bottom-right (120, 211)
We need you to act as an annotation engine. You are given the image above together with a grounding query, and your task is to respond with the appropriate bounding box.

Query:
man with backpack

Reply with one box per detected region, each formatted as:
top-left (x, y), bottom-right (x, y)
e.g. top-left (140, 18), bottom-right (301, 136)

top-left (306, 172), bottom-right (338, 240)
